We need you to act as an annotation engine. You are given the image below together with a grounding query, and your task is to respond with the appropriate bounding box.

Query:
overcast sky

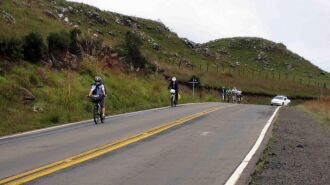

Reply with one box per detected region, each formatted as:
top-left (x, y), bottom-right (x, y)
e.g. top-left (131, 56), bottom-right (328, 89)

top-left (70, 0), bottom-right (330, 72)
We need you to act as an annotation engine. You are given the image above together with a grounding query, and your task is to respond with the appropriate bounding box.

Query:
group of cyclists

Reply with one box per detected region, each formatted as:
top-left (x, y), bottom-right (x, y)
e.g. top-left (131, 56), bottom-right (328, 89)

top-left (221, 86), bottom-right (243, 103)
top-left (87, 76), bottom-right (242, 119)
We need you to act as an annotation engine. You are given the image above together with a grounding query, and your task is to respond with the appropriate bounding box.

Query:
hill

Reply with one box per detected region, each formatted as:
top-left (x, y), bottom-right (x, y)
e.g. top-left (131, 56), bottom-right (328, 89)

top-left (0, 0), bottom-right (329, 135)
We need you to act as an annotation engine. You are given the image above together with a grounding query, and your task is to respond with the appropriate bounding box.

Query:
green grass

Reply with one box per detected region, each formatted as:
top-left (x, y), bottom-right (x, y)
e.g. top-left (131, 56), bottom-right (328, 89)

top-left (0, 60), bottom-right (221, 136)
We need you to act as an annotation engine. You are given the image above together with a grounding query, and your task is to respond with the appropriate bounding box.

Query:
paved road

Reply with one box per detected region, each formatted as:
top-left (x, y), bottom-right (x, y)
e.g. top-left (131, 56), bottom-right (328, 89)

top-left (0, 103), bottom-right (276, 185)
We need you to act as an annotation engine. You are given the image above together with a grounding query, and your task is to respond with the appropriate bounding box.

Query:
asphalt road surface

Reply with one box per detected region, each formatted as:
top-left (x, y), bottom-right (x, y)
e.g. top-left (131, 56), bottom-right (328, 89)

top-left (0, 103), bottom-right (277, 185)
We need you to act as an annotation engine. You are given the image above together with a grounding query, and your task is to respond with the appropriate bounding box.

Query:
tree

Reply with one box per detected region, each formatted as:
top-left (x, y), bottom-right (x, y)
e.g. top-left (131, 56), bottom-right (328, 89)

top-left (124, 31), bottom-right (147, 69)
top-left (23, 32), bottom-right (45, 63)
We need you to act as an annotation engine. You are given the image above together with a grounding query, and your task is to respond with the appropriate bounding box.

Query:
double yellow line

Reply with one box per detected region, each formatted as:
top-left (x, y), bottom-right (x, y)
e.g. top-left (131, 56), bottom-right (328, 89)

top-left (0, 106), bottom-right (221, 185)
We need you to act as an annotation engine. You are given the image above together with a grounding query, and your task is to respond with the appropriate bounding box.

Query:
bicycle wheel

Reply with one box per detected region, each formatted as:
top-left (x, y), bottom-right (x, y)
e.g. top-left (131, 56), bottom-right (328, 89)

top-left (93, 103), bottom-right (101, 124)
top-left (100, 105), bottom-right (104, 123)
top-left (171, 95), bottom-right (175, 107)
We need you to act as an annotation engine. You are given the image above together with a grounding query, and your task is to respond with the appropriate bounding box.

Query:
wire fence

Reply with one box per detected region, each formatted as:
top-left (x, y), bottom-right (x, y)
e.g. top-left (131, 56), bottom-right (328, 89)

top-left (170, 60), bottom-right (329, 89)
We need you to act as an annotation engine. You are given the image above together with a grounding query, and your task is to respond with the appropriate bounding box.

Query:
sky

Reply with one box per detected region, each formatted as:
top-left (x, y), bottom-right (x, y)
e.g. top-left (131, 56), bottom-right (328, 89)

top-left (70, 0), bottom-right (330, 72)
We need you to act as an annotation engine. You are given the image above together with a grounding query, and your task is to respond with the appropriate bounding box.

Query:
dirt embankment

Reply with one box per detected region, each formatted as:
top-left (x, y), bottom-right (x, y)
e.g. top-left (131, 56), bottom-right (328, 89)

top-left (251, 107), bottom-right (330, 185)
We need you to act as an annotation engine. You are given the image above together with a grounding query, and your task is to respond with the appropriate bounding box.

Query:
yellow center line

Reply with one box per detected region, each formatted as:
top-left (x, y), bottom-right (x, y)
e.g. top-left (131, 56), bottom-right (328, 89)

top-left (0, 106), bottom-right (224, 185)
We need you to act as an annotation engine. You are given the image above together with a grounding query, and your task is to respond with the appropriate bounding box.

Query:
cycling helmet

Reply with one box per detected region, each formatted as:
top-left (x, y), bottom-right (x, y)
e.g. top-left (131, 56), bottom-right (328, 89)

top-left (172, 77), bottom-right (176, 82)
top-left (95, 76), bottom-right (102, 82)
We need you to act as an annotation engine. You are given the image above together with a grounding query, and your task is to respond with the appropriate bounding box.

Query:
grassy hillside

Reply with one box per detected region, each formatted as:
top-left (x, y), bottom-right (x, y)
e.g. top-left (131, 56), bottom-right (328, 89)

top-left (0, 0), bottom-right (329, 136)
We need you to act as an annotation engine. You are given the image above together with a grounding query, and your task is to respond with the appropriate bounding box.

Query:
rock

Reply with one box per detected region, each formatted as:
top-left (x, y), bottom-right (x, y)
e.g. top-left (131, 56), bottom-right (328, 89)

top-left (110, 53), bottom-right (118, 58)
top-left (86, 11), bottom-right (108, 25)
top-left (63, 52), bottom-right (79, 69)
top-left (0, 10), bottom-right (15, 24)
top-left (56, 6), bottom-right (68, 14)
top-left (130, 22), bottom-right (138, 29)
top-left (44, 10), bottom-right (57, 19)
top-left (202, 47), bottom-right (210, 56)
top-left (33, 105), bottom-right (43, 112)
top-left (115, 17), bottom-right (121, 24)
top-left (19, 87), bottom-right (35, 101)
top-left (182, 38), bottom-right (197, 48)
top-left (64, 17), bottom-right (69, 23)
top-left (287, 64), bottom-right (292, 70)
top-left (58, 13), bottom-right (64, 18)
top-left (257, 51), bottom-right (267, 62)
top-left (152, 43), bottom-right (161, 51)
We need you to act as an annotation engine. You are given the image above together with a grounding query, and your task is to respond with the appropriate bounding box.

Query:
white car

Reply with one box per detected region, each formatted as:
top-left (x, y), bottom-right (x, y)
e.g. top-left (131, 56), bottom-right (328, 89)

top-left (271, 95), bottom-right (291, 106)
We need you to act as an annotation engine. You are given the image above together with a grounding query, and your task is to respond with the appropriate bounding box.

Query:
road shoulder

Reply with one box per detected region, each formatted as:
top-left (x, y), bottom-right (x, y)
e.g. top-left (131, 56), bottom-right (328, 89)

top-left (249, 107), bottom-right (330, 185)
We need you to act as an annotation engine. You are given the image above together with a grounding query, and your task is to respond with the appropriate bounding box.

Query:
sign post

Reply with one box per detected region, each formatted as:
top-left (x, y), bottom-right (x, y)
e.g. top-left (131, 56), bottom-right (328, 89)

top-left (189, 77), bottom-right (199, 98)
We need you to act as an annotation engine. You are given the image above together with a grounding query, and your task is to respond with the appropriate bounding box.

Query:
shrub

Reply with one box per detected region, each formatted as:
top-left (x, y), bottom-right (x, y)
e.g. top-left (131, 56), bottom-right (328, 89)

top-left (69, 28), bottom-right (82, 60)
top-left (124, 31), bottom-right (147, 69)
top-left (23, 32), bottom-right (45, 63)
top-left (47, 30), bottom-right (71, 55)
top-left (0, 38), bottom-right (23, 61)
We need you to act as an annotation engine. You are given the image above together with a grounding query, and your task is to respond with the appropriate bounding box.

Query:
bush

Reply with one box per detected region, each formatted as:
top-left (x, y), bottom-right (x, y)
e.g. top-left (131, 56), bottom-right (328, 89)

top-left (69, 28), bottom-right (82, 60)
top-left (47, 30), bottom-right (71, 55)
top-left (0, 38), bottom-right (23, 61)
top-left (124, 31), bottom-right (147, 69)
top-left (23, 32), bottom-right (45, 63)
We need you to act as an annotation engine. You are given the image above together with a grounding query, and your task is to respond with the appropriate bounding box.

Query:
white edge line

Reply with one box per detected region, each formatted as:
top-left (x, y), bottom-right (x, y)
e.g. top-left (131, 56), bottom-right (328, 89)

top-left (224, 106), bottom-right (280, 185)
top-left (0, 102), bottom-right (218, 141)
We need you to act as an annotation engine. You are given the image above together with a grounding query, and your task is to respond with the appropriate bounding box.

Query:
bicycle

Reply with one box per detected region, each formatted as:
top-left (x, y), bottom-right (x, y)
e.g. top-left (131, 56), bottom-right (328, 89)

top-left (170, 89), bottom-right (177, 107)
top-left (89, 95), bottom-right (104, 124)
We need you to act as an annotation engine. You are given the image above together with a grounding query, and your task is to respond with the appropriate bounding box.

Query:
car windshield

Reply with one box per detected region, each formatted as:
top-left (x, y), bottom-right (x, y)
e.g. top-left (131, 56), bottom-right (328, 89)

top-left (274, 96), bottom-right (284, 100)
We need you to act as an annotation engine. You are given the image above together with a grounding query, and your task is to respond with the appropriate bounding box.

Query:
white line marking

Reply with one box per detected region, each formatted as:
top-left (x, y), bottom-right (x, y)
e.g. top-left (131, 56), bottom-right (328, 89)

top-left (200, 131), bottom-right (210, 136)
top-left (0, 102), bottom-right (220, 141)
top-left (224, 107), bottom-right (280, 185)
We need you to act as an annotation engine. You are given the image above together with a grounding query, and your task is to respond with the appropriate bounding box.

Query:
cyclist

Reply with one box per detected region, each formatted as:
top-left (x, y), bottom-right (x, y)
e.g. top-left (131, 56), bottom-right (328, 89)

top-left (232, 87), bottom-right (238, 103)
top-left (88, 76), bottom-right (107, 118)
top-left (221, 86), bottom-right (225, 101)
top-left (168, 77), bottom-right (179, 105)
top-left (237, 88), bottom-right (242, 103)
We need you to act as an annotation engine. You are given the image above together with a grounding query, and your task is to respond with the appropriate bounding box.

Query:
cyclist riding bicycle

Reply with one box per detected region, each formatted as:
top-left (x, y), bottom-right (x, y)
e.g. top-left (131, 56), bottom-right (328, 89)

top-left (88, 76), bottom-right (107, 118)
top-left (168, 77), bottom-right (179, 105)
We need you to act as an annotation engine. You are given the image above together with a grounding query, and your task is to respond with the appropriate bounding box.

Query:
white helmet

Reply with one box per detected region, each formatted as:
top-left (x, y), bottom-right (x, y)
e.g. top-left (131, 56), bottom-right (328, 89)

top-left (172, 77), bottom-right (176, 82)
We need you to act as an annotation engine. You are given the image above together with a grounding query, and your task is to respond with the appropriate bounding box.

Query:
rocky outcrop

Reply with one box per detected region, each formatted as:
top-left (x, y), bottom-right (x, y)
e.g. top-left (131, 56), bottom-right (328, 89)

top-left (152, 43), bottom-right (160, 51)
top-left (0, 10), bottom-right (15, 24)
top-left (182, 38), bottom-right (198, 48)
top-left (257, 51), bottom-right (268, 62)
top-left (19, 87), bottom-right (35, 101)
top-left (85, 11), bottom-right (108, 25)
